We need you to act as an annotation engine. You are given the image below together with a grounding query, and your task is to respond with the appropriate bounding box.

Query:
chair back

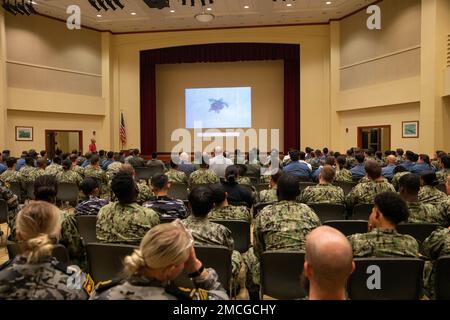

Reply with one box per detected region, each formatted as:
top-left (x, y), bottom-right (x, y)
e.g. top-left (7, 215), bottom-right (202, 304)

top-left (397, 223), bottom-right (440, 244)
top-left (348, 258), bottom-right (424, 300)
top-left (134, 167), bottom-right (163, 181)
top-left (0, 200), bottom-right (8, 224)
top-left (8, 182), bottom-right (22, 203)
top-left (75, 215), bottom-right (97, 244)
top-left (25, 182), bottom-right (35, 200)
top-left (86, 243), bottom-right (137, 282)
top-left (333, 181), bottom-right (357, 196)
top-left (57, 183), bottom-right (79, 204)
top-left (167, 183), bottom-right (188, 201)
top-left (7, 241), bottom-right (69, 264)
top-left (211, 219), bottom-right (250, 253)
top-left (435, 255), bottom-right (450, 300)
top-left (260, 251), bottom-right (306, 300)
top-left (159, 216), bottom-right (177, 224)
top-left (436, 184), bottom-right (446, 193)
top-left (253, 202), bottom-right (275, 217)
top-left (324, 220), bottom-right (368, 236)
top-left (308, 203), bottom-right (346, 223)
top-left (174, 245), bottom-right (232, 291)
top-left (351, 203), bottom-right (373, 220)
top-left (256, 183), bottom-right (270, 192)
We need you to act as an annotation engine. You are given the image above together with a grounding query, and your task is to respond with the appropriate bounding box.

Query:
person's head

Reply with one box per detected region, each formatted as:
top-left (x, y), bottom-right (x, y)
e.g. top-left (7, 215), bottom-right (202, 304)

top-left (6, 157), bottom-right (16, 170)
top-left (40, 150), bottom-right (47, 158)
top-left (305, 147), bottom-right (313, 154)
top-left (90, 154), bottom-right (100, 166)
top-left (85, 152), bottom-right (93, 160)
top-left (209, 184), bottom-right (228, 207)
top-left (133, 149), bottom-right (140, 157)
top-left (325, 156), bottom-right (336, 167)
top-left (69, 154), bottom-right (78, 163)
top-left (151, 174), bottom-right (170, 194)
top-left (299, 151), bottom-right (306, 161)
top-left (355, 153), bottom-right (365, 164)
top-left (98, 150), bottom-right (105, 158)
top-left (336, 156), bottom-right (347, 170)
top-left (420, 171), bottom-right (439, 187)
top-left (21, 151), bottom-right (28, 159)
top-left (61, 153), bottom-right (70, 161)
top-left (304, 226), bottom-right (354, 300)
top-left (113, 152), bottom-right (121, 162)
top-left (80, 177), bottom-right (100, 197)
top-left (25, 157), bottom-right (34, 167)
top-left (396, 148), bottom-right (404, 157)
top-left (323, 147), bottom-right (329, 155)
top-left (123, 221), bottom-right (194, 281)
top-left (346, 149), bottom-right (353, 157)
top-left (386, 155), bottom-right (396, 165)
top-left (289, 149), bottom-right (300, 162)
top-left (375, 151), bottom-right (383, 160)
top-left (111, 172), bottom-right (138, 204)
top-left (34, 175), bottom-right (58, 204)
top-left (107, 151), bottom-right (114, 159)
top-left (36, 158), bottom-right (47, 169)
top-left (405, 151), bottom-right (415, 162)
top-left (269, 170), bottom-right (282, 187)
top-left (236, 164), bottom-right (247, 177)
top-left (384, 150), bottom-right (391, 157)
top-left (151, 152), bottom-right (158, 159)
top-left (277, 174), bottom-right (300, 201)
top-left (119, 163), bottom-right (136, 177)
top-left (214, 146), bottom-right (223, 157)
top-left (398, 174), bottom-right (420, 199)
top-left (52, 157), bottom-right (61, 165)
top-left (418, 154), bottom-right (430, 165)
top-left (15, 201), bottom-right (61, 264)
top-left (61, 159), bottom-right (72, 171)
top-left (365, 160), bottom-right (382, 180)
top-left (224, 165), bottom-right (239, 184)
top-left (440, 155), bottom-right (450, 169)
top-left (319, 166), bottom-right (336, 184)
top-left (369, 192), bottom-right (409, 229)
top-left (179, 152), bottom-right (190, 163)
top-left (188, 186), bottom-right (214, 218)
top-left (91, 138), bottom-right (96, 144)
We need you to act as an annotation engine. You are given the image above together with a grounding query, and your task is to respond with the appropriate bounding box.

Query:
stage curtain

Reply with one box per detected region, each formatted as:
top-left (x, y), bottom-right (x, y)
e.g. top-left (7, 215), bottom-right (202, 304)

top-left (140, 43), bottom-right (300, 154)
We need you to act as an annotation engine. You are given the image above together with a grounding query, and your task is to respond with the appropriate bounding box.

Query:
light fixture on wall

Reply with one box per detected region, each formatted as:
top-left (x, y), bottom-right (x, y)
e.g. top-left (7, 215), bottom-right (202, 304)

top-left (2, 0), bottom-right (38, 16)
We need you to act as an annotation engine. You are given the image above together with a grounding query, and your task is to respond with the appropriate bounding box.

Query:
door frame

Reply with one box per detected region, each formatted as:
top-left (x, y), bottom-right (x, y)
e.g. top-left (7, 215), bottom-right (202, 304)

top-left (45, 130), bottom-right (83, 155)
top-left (357, 125), bottom-right (391, 151)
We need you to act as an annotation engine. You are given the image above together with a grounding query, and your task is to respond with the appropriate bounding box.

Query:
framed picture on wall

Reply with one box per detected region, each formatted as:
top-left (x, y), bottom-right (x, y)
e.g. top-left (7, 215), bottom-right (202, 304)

top-left (15, 126), bottom-right (33, 141)
top-left (402, 121), bottom-right (419, 138)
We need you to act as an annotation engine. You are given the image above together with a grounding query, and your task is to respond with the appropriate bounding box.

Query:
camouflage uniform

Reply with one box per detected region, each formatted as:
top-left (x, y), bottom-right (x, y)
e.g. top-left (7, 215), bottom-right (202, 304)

top-left (418, 185), bottom-right (448, 206)
top-left (237, 176), bottom-right (252, 186)
top-left (96, 202), bottom-right (160, 244)
top-left (59, 210), bottom-right (86, 267)
top-left (142, 196), bottom-right (188, 219)
top-left (136, 181), bottom-right (154, 204)
top-left (56, 170), bottom-right (83, 185)
top-left (299, 183), bottom-right (345, 205)
top-left (346, 156), bottom-right (357, 168)
top-left (73, 165), bottom-right (85, 177)
top-left (127, 156), bottom-right (146, 168)
top-left (0, 256), bottom-right (90, 300)
top-left (437, 198), bottom-right (450, 227)
top-left (45, 164), bottom-right (63, 176)
top-left (0, 184), bottom-right (19, 238)
top-left (83, 165), bottom-right (109, 197)
top-left (166, 169), bottom-right (188, 184)
top-left (345, 180), bottom-right (395, 209)
top-left (422, 228), bottom-right (450, 298)
top-left (436, 169), bottom-right (450, 184)
top-left (0, 169), bottom-right (20, 184)
top-left (107, 161), bottom-right (123, 175)
top-left (260, 174), bottom-right (271, 184)
top-left (188, 168), bottom-right (220, 185)
top-left (359, 176), bottom-right (388, 184)
top-left (407, 201), bottom-right (444, 225)
top-left (91, 270), bottom-right (228, 300)
top-left (18, 165), bottom-right (38, 184)
top-left (258, 188), bottom-right (278, 204)
top-left (209, 205), bottom-right (252, 223)
top-left (391, 171), bottom-right (410, 190)
top-left (348, 228), bottom-right (420, 258)
top-left (182, 216), bottom-right (244, 288)
top-left (75, 196), bottom-right (109, 216)
top-left (335, 169), bottom-right (353, 183)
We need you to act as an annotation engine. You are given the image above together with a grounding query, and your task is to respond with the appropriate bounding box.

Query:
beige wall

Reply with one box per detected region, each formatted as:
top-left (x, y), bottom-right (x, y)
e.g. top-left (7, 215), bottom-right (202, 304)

top-left (155, 61), bottom-right (284, 152)
top-left (112, 24), bottom-right (331, 153)
top-left (339, 103), bottom-right (420, 152)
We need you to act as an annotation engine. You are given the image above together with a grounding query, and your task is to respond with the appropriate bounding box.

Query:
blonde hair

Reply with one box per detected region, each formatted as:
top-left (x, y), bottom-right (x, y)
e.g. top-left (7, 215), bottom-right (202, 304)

top-left (16, 201), bottom-right (61, 264)
top-left (123, 221), bottom-right (192, 276)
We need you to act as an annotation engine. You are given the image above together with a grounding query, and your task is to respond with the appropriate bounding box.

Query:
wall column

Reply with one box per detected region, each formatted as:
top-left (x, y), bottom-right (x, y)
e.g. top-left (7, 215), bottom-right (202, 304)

top-left (329, 21), bottom-right (341, 152)
top-left (101, 32), bottom-right (113, 151)
top-left (0, 11), bottom-right (7, 149)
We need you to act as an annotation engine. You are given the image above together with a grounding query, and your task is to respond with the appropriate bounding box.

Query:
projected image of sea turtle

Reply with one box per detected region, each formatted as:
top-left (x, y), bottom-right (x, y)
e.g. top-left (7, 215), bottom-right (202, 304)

top-left (208, 98), bottom-right (229, 113)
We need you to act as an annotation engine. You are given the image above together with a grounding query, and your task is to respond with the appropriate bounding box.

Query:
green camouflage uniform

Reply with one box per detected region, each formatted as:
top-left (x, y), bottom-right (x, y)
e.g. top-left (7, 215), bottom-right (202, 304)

top-left (136, 181), bottom-right (154, 204)
top-left (258, 188), bottom-right (277, 203)
top-left (359, 176), bottom-right (388, 184)
top-left (422, 228), bottom-right (450, 298)
top-left (45, 164), bottom-right (63, 176)
top-left (90, 270), bottom-right (228, 300)
top-left (106, 161), bottom-right (123, 177)
top-left (299, 183), bottom-right (345, 205)
top-left (96, 202), bottom-right (160, 244)
top-left (346, 180), bottom-right (396, 209)
top-left (59, 210), bottom-right (86, 267)
top-left (83, 165), bottom-right (109, 197)
top-left (188, 168), bottom-right (220, 185)
top-left (18, 165), bottom-right (39, 184)
top-left (407, 201), bottom-right (444, 225)
top-left (209, 205), bottom-right (252, 223)
top-left (391, 171), bottom-right (410, 190)
top-left (0, 184), bottom-right (19, 238)
top-left (56, 170), bottom-right (83, 185)
top-left (73, 165), bottom-right (85, 177)
top-left (0, 169), bottom-right (20, 184)
top-left (437, 198), bottom-right (450, 227)
top-left (335, 169), bottom-right (353, 183)
top-left (237, 176), bottom-right (252, 186)
top-left (436, 169), bottom-right (450, 184)
top-left (418, 185), bottom-right (448, 206)
top-left (182, 216), bottom-right (244, 287)
top-left (0, 256), bottom-right (89, 300)
top-left (349, 228), bottom-right (420, 258)
top-left (166, 169), bottom-right (188, 184)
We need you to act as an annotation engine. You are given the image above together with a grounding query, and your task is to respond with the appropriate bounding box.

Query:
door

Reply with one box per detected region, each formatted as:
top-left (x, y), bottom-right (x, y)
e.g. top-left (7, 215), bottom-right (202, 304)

top-left (45, 130), bottom-right (83, 157)
top-left (357, 126), bottom-right (391, 152)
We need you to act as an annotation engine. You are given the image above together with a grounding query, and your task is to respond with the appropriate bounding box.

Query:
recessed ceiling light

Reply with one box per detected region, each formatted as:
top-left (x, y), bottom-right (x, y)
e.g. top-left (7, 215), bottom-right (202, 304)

top-left (244, 5), bottom-right (249, 9)
top-left (96, 14), bottom-right (102, 17)
top-left (170, 9), bottom-right (175, 13)
top-left (286, 3), bottom-right (292, 7)
top-left (131, 12), bottom-right (137, 15)
top-left (326, 1), bottom-right (332, 4)
top-left (206, 7), bottom-right (212, 11)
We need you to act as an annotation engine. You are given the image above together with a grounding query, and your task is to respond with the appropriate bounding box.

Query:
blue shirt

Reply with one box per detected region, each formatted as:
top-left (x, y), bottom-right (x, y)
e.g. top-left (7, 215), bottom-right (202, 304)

top-left (81, 160), bottom-right (91, 168)
top-left (101, 159), bottom-right (113, 171)
top-left (410, 163), bottom-right (434, 176)
top-left (381, 165), bottom-right (396, 179)
top-left (400, 160), bottom-right (415, 171)
top-left (16, 158), bottom-right (26, 171)
top-left (0, 163), bottom-right (6, 174)
top-left (283, 161), bottom-right (311, 179)
top-left (350, 163), bottom-right (366, 180)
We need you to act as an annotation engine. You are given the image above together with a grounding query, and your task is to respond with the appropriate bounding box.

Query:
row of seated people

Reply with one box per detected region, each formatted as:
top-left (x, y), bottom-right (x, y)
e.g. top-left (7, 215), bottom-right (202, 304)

top-left (1, 165), bottom-right (450, 299)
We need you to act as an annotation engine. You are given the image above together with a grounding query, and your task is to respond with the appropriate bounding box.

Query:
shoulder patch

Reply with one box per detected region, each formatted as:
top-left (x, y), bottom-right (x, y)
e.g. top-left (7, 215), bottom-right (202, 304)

top-left (94, 278), bottom-right (123, 293)
top-left (83, 274), bottom-right (95, 296)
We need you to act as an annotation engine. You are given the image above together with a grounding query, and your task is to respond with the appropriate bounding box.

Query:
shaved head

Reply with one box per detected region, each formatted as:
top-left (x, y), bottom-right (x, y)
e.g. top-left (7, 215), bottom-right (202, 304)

top-left (386, 155), bottom-right (396, 165)
top-left (305, 226), bottom-right (354, 297)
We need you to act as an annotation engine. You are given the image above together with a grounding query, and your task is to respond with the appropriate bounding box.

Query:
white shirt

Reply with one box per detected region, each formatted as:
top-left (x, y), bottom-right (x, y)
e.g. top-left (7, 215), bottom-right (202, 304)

top-left (209, 155), bottom-right (233, 178)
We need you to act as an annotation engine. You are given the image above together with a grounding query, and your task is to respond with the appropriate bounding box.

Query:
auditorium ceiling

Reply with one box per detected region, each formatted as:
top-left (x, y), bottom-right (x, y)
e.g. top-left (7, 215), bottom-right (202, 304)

top-left (31, 0), bottom-right (377, 33)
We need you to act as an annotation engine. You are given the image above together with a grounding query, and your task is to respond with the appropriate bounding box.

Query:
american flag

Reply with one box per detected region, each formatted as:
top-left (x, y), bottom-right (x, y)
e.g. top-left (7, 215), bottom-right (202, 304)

top-left (120, 112), bottom-right (126, 146)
